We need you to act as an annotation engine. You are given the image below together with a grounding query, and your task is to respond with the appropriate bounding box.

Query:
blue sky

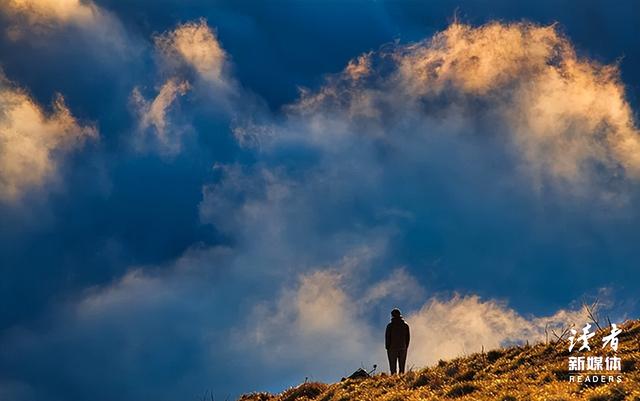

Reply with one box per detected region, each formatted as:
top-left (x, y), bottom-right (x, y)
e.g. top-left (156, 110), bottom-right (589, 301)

top-left (0, 1), bottom-right (639, 400)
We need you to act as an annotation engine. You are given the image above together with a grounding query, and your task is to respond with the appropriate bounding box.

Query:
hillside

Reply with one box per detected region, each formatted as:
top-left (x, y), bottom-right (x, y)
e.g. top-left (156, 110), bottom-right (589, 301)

top-left (239, 320), bottom-right (640, 401)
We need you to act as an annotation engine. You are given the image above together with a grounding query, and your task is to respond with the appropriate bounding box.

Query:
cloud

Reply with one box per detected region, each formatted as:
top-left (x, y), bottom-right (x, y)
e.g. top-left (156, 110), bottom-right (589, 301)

top-left (199, 161), bottom-right (399, 279)
top-left (245, 256), bottom-right (591, 374)
top-left (2, 18), bottom-right (638, 401)
top-left (130, 79), bottom-right (191, 154)
top-left (0, 245), bottom-right (233, 401)
top-left (154, 19), bottom-right (229, 87)
top-left (200, 164), bottom-right (295, 238)
top-left (0, 74), bottom-right (97, 201)
top-left (0, 0), bottom-right (99, 28)
top-left (256, 21), bottom-right (640, 191)
top-left (361, 268), bottom-right (425, 305)
top-left (245, 247), bottom-right (380, 360)
top-left (0, 238), bottom-right (593, 401)
top-left (0, 0), bottom-right (129, 47)
top-left (406, 295), bottom-right (589, 364)
top-left (0, 0), bottom-right (138, 71)
top-left (121, 19), bottom-right (639, 396)
top-left (130, 20), bottom-right (237, 154)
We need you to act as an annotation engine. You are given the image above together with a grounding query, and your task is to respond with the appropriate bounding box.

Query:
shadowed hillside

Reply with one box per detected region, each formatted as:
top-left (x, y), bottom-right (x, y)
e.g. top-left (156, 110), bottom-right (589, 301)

top-left (239, 320), bottom-right (640, 401)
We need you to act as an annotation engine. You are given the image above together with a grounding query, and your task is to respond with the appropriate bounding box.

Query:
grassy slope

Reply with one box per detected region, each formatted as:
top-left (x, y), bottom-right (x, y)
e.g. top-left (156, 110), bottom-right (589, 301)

top-left (239, 320), bottom-right (640, 401)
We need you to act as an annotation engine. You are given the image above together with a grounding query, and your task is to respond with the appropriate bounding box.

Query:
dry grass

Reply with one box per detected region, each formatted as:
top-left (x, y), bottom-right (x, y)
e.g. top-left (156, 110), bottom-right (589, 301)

top-left (239, 319), bottom-right (640, 401)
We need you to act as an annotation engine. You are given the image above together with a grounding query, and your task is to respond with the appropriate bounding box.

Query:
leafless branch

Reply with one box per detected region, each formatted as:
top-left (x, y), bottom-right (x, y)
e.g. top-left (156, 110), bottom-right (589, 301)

top-left (583, 298), bottom-right (603, 331)
top-left (551, 325), bottom-right (573, 343)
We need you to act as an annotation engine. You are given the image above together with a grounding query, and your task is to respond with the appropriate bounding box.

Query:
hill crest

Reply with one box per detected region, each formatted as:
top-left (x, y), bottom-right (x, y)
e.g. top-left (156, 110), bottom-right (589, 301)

top-left (239, 319), bottom-right (640, 401)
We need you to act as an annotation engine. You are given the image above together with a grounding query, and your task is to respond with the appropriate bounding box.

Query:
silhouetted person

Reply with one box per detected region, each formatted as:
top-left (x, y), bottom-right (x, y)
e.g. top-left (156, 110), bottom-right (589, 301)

top-left (385, 308), bottom-right (410, 374)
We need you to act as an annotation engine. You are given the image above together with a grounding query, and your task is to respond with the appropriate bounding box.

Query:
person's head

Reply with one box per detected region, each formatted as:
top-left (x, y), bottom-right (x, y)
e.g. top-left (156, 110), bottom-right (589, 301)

top-left (391, 308), bottom-right (402, 318)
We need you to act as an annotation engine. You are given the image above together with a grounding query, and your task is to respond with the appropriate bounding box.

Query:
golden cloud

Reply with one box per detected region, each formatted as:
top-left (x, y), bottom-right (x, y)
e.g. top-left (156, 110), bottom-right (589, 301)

top-left (0, 75), bottom-right (97, 201)
top-left (129, 20), bottom-right (232, 154)
top-left (1, 0), bottom-right (99, 33)
top-left (155, 19), bottom-right (227, 86)
top-left (289, 22), bottom-right (640, 185)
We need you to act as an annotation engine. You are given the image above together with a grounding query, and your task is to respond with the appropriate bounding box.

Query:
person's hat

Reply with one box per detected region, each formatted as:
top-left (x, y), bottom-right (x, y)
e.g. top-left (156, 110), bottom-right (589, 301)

top-left (391, 308), bottom-right (402, 318)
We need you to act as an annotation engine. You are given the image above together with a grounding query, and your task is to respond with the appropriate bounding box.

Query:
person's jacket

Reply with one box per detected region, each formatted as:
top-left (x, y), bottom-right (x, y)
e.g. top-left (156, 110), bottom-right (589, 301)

top-left (385, 317), bottom-right (410, 350)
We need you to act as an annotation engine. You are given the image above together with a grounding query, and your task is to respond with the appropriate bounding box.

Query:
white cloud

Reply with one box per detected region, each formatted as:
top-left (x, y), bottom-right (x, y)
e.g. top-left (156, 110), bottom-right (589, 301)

top-left (361, 267), bottom-right (425, 305)
top-left (407, 295), bottom-right (588, 365)
top-left (245, 256), bottom-right (590, 375)
top-left (0, 74), bottom-right (97, 201)
top-left (243, 248), bottom-right (382, 374)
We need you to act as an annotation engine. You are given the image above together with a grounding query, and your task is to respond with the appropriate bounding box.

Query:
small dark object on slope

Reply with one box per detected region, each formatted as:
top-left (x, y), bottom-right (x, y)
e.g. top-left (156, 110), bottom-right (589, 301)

top-left (342, 368), bottom-right (370, 381)
top-left (341, 364), bottom-right (378, 381)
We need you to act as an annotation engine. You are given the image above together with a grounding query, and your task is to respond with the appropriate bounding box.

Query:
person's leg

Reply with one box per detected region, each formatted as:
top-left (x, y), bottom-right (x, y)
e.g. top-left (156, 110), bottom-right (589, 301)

top-left (387, 349), bottom-right (397, 374)
top-left (398, 348), bottom-right (407, 374)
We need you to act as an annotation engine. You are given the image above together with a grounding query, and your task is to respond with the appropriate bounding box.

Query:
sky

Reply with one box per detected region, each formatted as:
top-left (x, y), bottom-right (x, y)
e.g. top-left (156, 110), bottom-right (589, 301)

top-left (1, 1), bottom-right (640, 400)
